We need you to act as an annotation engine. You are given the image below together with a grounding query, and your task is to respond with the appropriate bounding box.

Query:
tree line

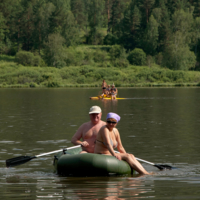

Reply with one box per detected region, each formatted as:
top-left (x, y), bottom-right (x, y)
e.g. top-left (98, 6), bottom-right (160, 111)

top-left (1, 0), bottom-right (200, 70)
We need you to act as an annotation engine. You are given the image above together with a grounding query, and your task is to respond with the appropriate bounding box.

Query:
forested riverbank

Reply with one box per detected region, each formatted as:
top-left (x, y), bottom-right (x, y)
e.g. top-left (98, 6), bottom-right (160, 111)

top-left (1, 54), bottom-right (200, 88)
top-left (1, 1), bottom-right (200, 88)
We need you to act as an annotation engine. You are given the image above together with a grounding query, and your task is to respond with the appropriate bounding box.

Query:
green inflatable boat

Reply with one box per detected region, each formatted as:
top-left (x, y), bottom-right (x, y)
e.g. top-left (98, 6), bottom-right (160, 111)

top-left (53, 146), bottom-right (132, 176)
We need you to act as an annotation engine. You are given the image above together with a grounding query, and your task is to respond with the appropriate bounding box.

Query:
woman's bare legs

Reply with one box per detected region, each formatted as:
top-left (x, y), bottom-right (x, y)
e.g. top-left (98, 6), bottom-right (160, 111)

top-left (120, 153), bottom-right (149, 175)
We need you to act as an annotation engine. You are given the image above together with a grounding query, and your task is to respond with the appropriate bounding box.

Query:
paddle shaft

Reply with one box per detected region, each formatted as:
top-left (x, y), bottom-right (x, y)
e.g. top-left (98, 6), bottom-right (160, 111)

top-left (135, 157), bottom-right (155, 166)
top-left (35, 145), bottom-right (81, 157)
top-left (6, 145), bottom-right (81, 167)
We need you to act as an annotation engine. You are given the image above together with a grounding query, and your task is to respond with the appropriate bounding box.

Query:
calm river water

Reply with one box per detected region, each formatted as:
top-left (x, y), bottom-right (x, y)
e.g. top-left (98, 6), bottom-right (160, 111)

top-left (0, 88), bottom-right (200, 199)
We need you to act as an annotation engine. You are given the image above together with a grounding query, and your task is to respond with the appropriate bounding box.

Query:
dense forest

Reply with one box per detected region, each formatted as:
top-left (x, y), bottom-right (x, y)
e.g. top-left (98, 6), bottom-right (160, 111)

top-left (1, 0), bottom-right (200, 72)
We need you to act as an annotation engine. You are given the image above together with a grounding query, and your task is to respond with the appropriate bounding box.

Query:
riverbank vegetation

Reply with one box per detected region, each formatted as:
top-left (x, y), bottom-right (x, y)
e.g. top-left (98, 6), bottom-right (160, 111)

top-left (1, 54), bottom-right (200, 88)
top-left (1, 1), bottom-right (200, 87)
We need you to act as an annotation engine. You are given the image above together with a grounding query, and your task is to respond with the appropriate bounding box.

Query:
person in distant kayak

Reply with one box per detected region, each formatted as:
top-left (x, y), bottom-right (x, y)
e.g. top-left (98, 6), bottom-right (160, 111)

top-left (110, 83), bottom-right (118, 100)
top-left (101, 79), bottom-right (107, 91)
top-left (99, 80), bottom-right (108, 98)
top-left (71, 106), bottom-right (106, 153)
top-left (94, 112), bottom-right (149, 175)
top-left (106, 85), bottom-right (111, 97)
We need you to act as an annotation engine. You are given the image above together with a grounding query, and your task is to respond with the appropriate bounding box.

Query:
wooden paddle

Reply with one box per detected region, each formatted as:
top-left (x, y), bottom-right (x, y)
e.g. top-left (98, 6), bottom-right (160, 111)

top-left (115, 151), bottom-right (175, 170)
top-left (6, 145), bottom-right (81, 168)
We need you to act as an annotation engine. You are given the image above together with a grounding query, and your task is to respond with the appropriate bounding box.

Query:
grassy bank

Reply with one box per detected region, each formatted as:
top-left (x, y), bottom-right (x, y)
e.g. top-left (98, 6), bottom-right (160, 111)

top-left (1, 55), bottom-right (200, 88)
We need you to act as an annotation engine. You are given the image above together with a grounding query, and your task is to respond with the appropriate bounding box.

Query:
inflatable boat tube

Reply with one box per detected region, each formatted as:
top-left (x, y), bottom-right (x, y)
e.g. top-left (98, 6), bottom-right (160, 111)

top-left (54, 147), bottom-right (132, 176)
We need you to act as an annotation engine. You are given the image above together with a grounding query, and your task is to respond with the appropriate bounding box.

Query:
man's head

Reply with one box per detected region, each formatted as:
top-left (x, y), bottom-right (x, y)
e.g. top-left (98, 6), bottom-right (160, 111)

top-left (89, 106), bottom-right (102, 124)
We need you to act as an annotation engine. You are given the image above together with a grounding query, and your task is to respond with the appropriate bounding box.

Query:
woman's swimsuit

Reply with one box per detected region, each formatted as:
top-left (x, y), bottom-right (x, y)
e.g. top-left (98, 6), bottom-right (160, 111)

top-left (96, 129), bottom-right (118, 148)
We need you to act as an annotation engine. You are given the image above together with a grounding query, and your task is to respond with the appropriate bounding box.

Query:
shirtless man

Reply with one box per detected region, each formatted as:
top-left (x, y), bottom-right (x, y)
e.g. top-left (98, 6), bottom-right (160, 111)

top-left (101, 79), bottom-right (107, 91)
top-left (100, 80), bottom-right (107, 99)
top-left (71, 106), bottom-right (106, 153)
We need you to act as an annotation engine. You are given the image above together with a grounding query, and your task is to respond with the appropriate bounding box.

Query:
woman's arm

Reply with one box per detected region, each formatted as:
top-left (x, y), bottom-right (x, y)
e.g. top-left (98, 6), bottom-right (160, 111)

top-left (115, 129), bottom-right (126, 154)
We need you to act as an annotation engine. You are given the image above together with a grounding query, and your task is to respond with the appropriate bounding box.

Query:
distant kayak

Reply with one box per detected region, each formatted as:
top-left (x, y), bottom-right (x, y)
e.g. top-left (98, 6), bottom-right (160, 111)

top-left (90, 96), bottom-right (126, 100)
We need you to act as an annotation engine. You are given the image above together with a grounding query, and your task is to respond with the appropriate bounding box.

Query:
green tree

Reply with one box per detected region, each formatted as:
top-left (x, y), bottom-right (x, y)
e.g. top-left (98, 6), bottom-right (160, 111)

top-left (162, 9), bottom-right (195, 70)
top-left (144, 15), bottom-right (159, 55)
top-left (0, 0), bottom-right (22, 53)
top-left (87, 0), bottom-right (104, 44)
top-left (19, 0), bottom-right (37, 51)
top-left (138, 0), bottom-right (155, 24)
top-left (127, 48), bottom-right (146, 65)
top-left (43, 33), bottom-right (66, 68)
top-left (0, 12), bottom-right (6, 53)
top-left (162, 44), bottom-right (196, 70)
top-left (152, 1), bottom-right (172, 52)
top-left (191, 17), bottom-right (200, 62)
top-left (82, 0), bottom-right (91, 30)
top-left (109, 0), bottom-right (125, 34)
top-left (61, 11), bottom-right (81, 47)
top-left (48, 0), bottom-right (81, 46)
top-left (49, 0), bottom-right (71, 33)
top-left (109, 44), bottom-right (126, 61)
top-left (33, 1), bottom-right (55, 53)
top-left (71, 0), bottom-right (87, 29)
top-left (165, 0), bottom-right (190, 15)
top-left (193, 0), bottom-right (200, 18)
top-left (118, 2), bottom-right (141, 49)
top-left (105, 0), bottom-right (112, 32)
top-left (171, 9), bottom-right (193, 45)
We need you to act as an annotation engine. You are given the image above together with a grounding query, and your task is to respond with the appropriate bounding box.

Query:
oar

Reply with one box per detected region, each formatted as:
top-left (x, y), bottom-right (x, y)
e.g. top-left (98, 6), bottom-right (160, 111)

top-left (134, 157), bottom-right (175, 170)
top-left (114, 151), bottom-right (175, 170)
top-left (6, 145), bottom-right (81, 168)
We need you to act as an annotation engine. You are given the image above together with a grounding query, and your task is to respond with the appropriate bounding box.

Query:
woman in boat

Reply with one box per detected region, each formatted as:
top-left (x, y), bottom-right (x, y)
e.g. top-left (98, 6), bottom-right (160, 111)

top-left (94, 112), bottom-right (149, 175)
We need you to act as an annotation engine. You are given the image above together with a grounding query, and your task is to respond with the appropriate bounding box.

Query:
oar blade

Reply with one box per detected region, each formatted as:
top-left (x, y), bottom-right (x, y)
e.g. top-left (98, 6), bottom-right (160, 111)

top-left (6, 156), bottom-right (35, 168)
top-left (154, 164), bottom-right (176, 170)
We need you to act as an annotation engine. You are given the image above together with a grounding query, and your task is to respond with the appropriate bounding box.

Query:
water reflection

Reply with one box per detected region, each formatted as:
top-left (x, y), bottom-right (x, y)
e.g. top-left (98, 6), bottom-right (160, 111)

top-left (101, 99), bottom-right (118, 114)
top-left (2, 174), bottom-right (155, 199)
top-left (52, 176), bottom-right (155, 199)
top-left (2, 172), bottom-right (200, 199)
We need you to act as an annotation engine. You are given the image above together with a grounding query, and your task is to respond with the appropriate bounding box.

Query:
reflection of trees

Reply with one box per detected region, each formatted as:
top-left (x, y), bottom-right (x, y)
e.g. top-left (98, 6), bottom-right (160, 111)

top-left (3, 174), bottom-right (155, 199)
top-left (101, 99), bottom-right (118, 117)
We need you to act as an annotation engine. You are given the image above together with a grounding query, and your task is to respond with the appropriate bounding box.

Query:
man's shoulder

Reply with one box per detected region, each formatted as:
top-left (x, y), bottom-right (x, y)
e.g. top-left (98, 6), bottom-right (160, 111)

top-left (101, 120), bottom-right (106, 124)
top-left (98, 121), bottom-right (106, 128)
top-left (80, 121), bottom-right (91, 127)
